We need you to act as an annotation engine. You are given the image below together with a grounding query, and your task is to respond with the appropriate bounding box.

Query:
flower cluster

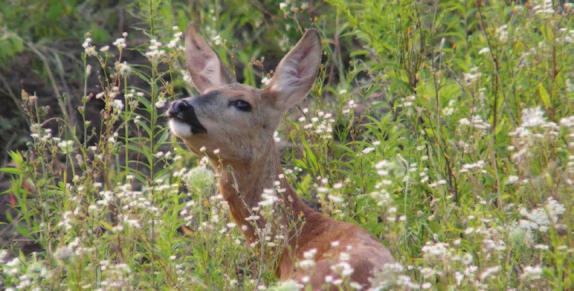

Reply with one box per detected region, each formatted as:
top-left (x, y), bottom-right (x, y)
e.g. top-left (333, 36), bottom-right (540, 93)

top-left (509, 107), bottom-right (559, 164)
top-left (299, 108), bottom-right (335, 140)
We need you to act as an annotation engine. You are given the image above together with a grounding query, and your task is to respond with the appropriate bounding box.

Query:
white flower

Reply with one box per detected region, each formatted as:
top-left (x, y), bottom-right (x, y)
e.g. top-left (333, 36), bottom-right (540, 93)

top-left (112, 99), bottom-right (124, 111)
top-left (533, 0), bottom-right (554, 15)
top-left (303, 248), bottom-right (317, 259)
top-left (520, 265), bottom-right (543, 281)
top-left (421, 241), bottom-right (451, 261)
top-left (463, 67), bottom-right (481, 85)
top-left (460, 160), bottom-right (486, 173)
top-left (331, 261), bottom-right (354, 277)
top-left (496, 25), bottom-right (508, 41)
top-left (521, 107), bottom-right (546, 128)
top-left (82, 37), bottom-right (97, 56)
top-left (518, 197), bottom-right (565, 232)
top-left (297, 259), bottom-right (316, 270)
top-left (478, 47), bottom-right (490, 55)
top-left (116, 61), bottom-right (131, 76)
top-left (560, 115), bottom-right (574, 128)
top-left (362, 147), bottom-right (375, 154)
top-left (506, 175), bottom-right (519, 184)
top-left (82, 37), bottom-right (92, 49)
top-left (58, 140), bottom-right (74, 154)
top-left (155, 98), bottom-right (166, 108)
top-left (145, 39), bottom-right (165, 61)
top-left (211, 34), bottom-right (222, 46)
top-left (375, 160), bottom-right (392, 175)
top-left (273, 131), bottom-right (281, 143)
top-left (328, 194), bottom-right (344, 204)
top-left (259, 188), bottom-right (278, 207)
top-left (480, 266), bottom-right (501, 281)
top-left (113, 37), bottom-right (127, 50)
top-left (54, 245), bottom-right (75, 261)
top-left (458, 115), bottom-right (490, 131)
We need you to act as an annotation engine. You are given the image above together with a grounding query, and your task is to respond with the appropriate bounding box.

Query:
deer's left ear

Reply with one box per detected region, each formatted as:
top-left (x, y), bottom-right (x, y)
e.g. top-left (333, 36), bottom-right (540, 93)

top-left (265, 29), bottom-right (322, 111)
top-left (185, 25), bottom-right (235, 93)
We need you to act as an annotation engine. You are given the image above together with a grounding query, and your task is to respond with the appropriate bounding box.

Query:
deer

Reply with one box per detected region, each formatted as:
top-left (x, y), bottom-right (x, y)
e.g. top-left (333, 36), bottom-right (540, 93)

top-left (167, 25), bottom-right (394, 290)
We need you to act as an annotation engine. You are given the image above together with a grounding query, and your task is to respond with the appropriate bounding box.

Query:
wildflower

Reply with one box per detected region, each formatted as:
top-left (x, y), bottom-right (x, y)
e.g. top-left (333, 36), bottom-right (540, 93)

top-left (331, 261), bottom-right (354, 277)
top-left (155, 98), bottom-right (166, 108)
top-left (261, 76), bottom-right (271, 86)
top-left (496, 25), bottom-right (508, 42)
top-left (375, 160), bottom-right (392, 176)
top-left (167, 28), bottom-right (183, 49)
top-left (460, 160), bottom-right (486, 173)
top-left (560, 115), bottom-right (574, 128)
top-left (145, 39), bottom-right (165, 61)
top-left (54, 245), bottom-right (75, 261)
top-left (273, 131), bottom-right (281, 143)
top-left (401, 95), bottom-right (416, 107)
top-left (520, 265), bottom-right (543, 281)
top-left (458, 115), bottom-right (490, 131)
top-left (56, 140), bottom-right (73, 154)
top-left (429, 179), bottom-right (446, 188)
top-left (518, 197), bottom-right (565, 232)
top-left (297, 259), bottom-right (316, 270)
top-left (211, 34), bottom-right (222, 46)
top-left (112, 99), bottom-right (124, 111)
top-left (82, 37), bottom-right (97, 56)
top-left (478, 47), bottom-right (490, 55)
top-left (455, 271), bottom-right (464, 285)
top-left (99, 45), bottom-right (110, 52)
top-left (115, 61), bottom-right (131, 76)
top-left (362, 147), bottom-right (375, 154)
top-left (259, 188), bottom-right (278, 207)
top-left (480, 266), bottom-right (501, 281)
top-left (506, 175), bottom-right (519, 184)
top-left (421, 241), bottom-right (451, 261)
top-left (533, 0), bottom-right (554, 15)
top-left (442, 99), bottom-right (455, 116)
top-left (113, 36), bottom-right (127, 50)
top-left (520, 107), bottom-right (546, 128)
top-left (463, 67), bottom-right (482, 85)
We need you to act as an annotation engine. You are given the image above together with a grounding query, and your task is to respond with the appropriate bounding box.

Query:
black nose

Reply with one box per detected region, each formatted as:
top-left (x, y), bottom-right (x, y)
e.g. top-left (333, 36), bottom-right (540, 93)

top-left (167, 100), bottom-right (190, 118)
top-left (166, 100), bottom-right (207, 134)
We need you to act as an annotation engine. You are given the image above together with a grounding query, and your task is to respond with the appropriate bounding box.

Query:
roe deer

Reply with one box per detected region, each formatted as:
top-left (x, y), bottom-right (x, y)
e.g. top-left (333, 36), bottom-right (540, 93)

top-left (167, 26), bottom-right (394, 290)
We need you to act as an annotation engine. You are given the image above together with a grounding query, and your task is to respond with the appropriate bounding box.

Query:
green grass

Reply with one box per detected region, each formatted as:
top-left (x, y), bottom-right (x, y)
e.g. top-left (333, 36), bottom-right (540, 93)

top-left (1, 0), bottom-right (574, 289)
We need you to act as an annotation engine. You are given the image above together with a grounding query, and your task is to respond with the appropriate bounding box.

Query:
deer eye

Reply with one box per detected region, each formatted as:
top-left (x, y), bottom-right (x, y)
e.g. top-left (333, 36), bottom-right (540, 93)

top-left (229, 100), bottom-right (252, 112)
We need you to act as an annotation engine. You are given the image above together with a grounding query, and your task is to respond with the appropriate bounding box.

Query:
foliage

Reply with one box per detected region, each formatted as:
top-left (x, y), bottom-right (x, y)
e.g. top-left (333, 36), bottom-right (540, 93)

top-left (1, 0), bottom-right (574, 290)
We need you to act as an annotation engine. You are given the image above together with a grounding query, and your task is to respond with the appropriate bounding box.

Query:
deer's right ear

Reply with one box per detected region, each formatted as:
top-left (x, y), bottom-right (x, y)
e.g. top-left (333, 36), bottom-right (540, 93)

top-left (185, 26), bottom-right (234, 93)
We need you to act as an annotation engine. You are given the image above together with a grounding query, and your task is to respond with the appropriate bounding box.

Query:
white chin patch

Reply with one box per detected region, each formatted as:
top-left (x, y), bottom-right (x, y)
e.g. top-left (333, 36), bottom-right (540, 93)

top-left (169, 119), bottom-right (192, 138)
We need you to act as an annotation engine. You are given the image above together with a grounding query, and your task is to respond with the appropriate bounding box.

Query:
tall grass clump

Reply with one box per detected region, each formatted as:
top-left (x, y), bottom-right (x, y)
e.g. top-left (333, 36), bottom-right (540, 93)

top-left (1, 0), bottom-right (574, 290)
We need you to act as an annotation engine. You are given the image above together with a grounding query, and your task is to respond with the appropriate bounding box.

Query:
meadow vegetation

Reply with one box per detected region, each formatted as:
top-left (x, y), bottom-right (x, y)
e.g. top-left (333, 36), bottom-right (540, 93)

top-left (1, 0), bottom-right (573, 289)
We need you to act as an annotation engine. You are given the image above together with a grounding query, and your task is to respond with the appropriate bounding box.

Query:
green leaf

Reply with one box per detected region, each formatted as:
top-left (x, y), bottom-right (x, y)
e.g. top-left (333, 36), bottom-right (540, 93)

top-left (0, 167), bottom-right (20, 174)
top-left (538, 83), bottom-right (551, 108)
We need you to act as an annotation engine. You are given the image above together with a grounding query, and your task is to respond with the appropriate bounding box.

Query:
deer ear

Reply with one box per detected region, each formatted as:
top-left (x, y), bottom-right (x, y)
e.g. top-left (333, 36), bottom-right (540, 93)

top-left (185, 25), bottom-right (234, 93)
top-left (265, 29), bottom-right (321, 111)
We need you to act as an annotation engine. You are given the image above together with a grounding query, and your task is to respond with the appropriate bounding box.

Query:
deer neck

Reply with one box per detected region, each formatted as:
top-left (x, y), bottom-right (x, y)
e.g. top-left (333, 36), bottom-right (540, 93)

top-left (213, 145), bottom-right (314, 242)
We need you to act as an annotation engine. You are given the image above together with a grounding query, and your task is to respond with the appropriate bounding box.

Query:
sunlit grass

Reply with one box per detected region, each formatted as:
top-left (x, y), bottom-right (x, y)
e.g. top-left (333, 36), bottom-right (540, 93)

top-left (1, 0), bottom-right (574, 290)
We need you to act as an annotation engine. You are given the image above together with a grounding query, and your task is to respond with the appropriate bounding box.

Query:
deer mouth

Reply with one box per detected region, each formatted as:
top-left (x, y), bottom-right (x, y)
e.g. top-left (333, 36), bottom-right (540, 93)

top-left (167, 102), bottom-right (207, 135)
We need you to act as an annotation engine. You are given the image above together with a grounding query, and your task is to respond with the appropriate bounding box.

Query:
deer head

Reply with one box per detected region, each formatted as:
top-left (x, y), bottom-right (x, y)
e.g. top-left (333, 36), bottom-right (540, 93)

top-left (167, 26), bottom-right (322, 163)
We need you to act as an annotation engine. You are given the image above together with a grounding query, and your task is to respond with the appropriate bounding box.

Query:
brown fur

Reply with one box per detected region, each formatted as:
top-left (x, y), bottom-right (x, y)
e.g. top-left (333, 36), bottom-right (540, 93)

top-left (169, 25), bottom-right (394, 290)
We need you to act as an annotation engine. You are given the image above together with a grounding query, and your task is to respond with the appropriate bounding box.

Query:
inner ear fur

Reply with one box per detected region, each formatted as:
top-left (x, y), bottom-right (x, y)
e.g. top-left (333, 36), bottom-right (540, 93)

top-left (185, 25), bottom-right (235, 93)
